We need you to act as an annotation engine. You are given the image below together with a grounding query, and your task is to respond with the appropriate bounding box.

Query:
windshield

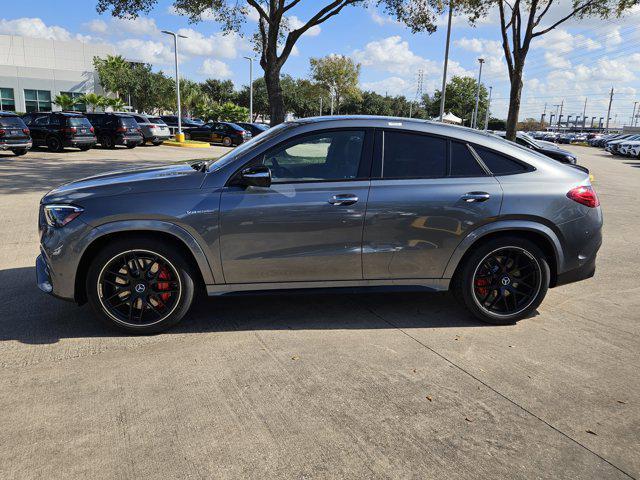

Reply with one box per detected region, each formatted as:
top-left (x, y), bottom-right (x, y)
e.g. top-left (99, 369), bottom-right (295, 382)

top-left (0, 116), bottom-right (26, 128)
top-left (68, 117), bottom-right (92, 127)
top-left (207, 122), bottom-right (295, 171)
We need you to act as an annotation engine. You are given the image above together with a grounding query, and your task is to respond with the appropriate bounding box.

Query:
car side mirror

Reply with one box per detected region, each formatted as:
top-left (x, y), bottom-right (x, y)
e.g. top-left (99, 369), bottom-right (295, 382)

top-left (239, 165), bottom-right (271, 188)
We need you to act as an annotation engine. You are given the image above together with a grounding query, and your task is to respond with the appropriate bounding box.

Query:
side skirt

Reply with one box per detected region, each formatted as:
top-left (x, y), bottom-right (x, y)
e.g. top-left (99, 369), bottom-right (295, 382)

top-left (206, 278), bottom-right (450, 296)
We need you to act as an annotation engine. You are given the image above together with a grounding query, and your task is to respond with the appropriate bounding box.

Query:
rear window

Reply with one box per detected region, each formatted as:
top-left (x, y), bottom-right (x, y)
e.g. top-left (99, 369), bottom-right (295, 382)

top-left (450, 142), bottom-right (486, 177)
top-left (68, 116), bottom-right (92, 127)
top-left (119, 116), bottom-right (138, 128)
top-left (148, 117), bottom-right (165, 124)
top-left (0, 116), bottom-right (26, 128)
top-left (473, 146), bottom-right (530, 175)
top-left (382, 131), bottom-right (447, 178)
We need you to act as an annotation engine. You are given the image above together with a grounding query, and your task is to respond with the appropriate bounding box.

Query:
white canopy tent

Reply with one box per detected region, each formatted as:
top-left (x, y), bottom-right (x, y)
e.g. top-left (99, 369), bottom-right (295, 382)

top-left (441, 111), bottom-right (462, 124)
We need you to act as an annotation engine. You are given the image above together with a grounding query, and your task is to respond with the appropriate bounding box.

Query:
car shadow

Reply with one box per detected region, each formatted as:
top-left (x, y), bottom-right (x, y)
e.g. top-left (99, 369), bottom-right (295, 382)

top-left (0, 266), bottom-right (486, 345)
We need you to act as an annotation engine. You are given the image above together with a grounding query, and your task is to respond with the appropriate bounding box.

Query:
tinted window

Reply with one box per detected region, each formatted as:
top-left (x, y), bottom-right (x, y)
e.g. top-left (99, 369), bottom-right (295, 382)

top-left (0, 116), bottom-right (26, 128)
top-left (450, 142), bottom-right (486, 177)
top-left (48, 116), bottom-right (62, 127)
top-left (68, 116), bottom-right (92, 127)
top-left (263, 130), bottom-right (365, 182)
top-left (473, 146), bottom-right (529, 175)
top-left (133, 116), bottom-right (147, 123)
top-left (33, 116), bottom-right (49, 126)
top-left (148, 117), bottom-right (164, 124)
top-left (383, 131), bottom-right (446, 178)
top-left (119, 116), bottom-right (138, 128)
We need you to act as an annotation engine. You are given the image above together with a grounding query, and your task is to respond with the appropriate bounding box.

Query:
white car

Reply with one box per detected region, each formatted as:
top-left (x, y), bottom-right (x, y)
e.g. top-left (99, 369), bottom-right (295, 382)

top-left (625, 142), bottom-right (640, 157)
top-left (618, 140), bottom-right (640, 156)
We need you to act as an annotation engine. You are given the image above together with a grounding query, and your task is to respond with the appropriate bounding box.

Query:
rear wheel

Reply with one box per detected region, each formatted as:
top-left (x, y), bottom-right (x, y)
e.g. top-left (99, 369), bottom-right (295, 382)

top-left (12, 149), bottom-right (28, 156)
top-left (46, 136), bottom-right (63, 152)
top-left (126, 143), bottom-right (136, 149)
top-left (222, 136), bottom-right (232, 147)
top-left (151, 140), bottom-right (163, 146)
top-left (79, 145), bottom-right (92, 151)
top-left (86, 238), bottom-right (195, 334)
top-left (454, 237), bottom-right (550, 325)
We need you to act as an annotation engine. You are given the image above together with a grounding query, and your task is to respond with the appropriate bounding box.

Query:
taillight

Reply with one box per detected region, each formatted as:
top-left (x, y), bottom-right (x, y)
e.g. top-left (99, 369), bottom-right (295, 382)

top-left (61, 127), bottom-right (77, 134)
top-left (567, 185), bottom-right (600, 208)
top-left (0, 129), bottom-right (5, 136)
top-left (89, 126), bottom-right (94, 133)
top-left (23, 128), bottom-right (30, 135)
top-left (116, 126), bottom-right (127, 133)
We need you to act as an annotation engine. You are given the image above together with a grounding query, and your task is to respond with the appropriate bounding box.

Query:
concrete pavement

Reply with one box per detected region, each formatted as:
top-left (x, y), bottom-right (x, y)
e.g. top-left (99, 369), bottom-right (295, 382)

top-left (0, 144), bottom-right (638, 479)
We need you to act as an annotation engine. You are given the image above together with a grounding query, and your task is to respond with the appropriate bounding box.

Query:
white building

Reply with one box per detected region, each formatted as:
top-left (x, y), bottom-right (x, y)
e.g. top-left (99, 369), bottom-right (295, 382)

top-left (0, 34), bottom-right (114, 113)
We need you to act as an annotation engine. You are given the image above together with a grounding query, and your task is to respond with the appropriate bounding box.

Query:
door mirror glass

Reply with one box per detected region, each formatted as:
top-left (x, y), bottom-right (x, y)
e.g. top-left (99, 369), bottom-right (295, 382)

top-left (239, 165), bottom-right (271, 188)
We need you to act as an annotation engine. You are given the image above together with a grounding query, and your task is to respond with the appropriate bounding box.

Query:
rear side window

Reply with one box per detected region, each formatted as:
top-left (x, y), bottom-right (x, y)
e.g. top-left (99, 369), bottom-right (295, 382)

top-left (0, 116), bottom-right (27, 128)
top-left (148, 117), bottom-right (164, 124)
top-left (382, 131), bottom-right (447, 178)
top-left (473, 146), bottom-right (529, 175)
top-left (450, 142), bottom-right (486, 177)
top-left (68, 117), bottom-right (91, 127)
top-left (120, 116), bottom-right (138, 128)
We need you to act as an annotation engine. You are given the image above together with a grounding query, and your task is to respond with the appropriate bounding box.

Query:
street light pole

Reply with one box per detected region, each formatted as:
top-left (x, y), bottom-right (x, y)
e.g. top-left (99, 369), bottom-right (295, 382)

top-left (439, 0), bottom-right (454, 122)
top-left (484, 86), bottom-right (492, 131)
top-left (162, 30), bottom-right (188, 142)
top-left (243, 56), bottom-right (254, 122)
top-left (471, 58), bottom-right (484, 129)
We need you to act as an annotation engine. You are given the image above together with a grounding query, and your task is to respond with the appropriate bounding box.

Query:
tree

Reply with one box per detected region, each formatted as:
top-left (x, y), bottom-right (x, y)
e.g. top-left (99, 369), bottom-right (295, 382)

top-left (93, 55), bottom-right (133, 98)
top-left (53, 94), bottom-right (78, 111)
top-left (179, 79), bottom-right (205, 117)
top-left (517, 117), bottom-right (547, 131)
top-left (462, 0), bottom-right (637, 139)
top-left (426, 76), bottom-right (488, 127)
top-left (202, 79), bottom-right (237, 104)
top-left (96, 95), bottom-right (111, 112)
top-left (309, 54), bottom-right (361, 114)
top-left (107, 97), bottom-right (128, 111)
top-left (237, 77), bottom-right (269, 121)
top-left (488, 117), bottom-right (507, 130)
top-left (81, 93), bottom-right (102, 112)
top-left (96, 0), bottom-right (391, 125)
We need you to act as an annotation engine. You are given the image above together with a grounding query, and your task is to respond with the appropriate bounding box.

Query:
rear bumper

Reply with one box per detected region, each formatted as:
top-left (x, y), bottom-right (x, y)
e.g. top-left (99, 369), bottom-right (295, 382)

top-left (0, 140), bottom-right (32, 150)
top-left (117, 135), bottom-right (144, 145)
top-left (64, 137), bottom-right (96, 148)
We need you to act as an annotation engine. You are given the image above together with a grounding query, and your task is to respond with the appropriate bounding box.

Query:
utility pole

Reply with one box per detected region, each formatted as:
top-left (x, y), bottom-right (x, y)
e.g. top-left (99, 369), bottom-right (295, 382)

top-left (484, 86), bottom-right (492, 131)
top-left (162, 30), bottom-right (188, 142)
top-left (411, 69), bottom-right (424, 119)
top-left (471, 58), bottom-right (485, 129)
top-left (439, 0), bottom-right (454, 122)
top-left (540, 102), bottom-right (547, 128)
top-left (553, 104), bottom-right (561, 131)
top-left (243, 56), bottom-right (254, 121)
top-left (605, 87), bottom-right (614, 132)
top-left (631, 101), bottom-right (638, 126)
top-left (582, 98), bottom-right (588, 130)
top-left (558, 99), bottom-right (564, 131)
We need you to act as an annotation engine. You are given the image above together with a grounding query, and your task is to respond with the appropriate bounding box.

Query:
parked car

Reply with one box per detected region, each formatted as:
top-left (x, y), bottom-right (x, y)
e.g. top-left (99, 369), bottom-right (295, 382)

top-left (236, 122), bottom-right (269, 137)
top-left (186, 121), bottom-right (251, 146)
top-left (494, 131), bottom-right (577, 164)
top-left (160, 116), bottom-right (203, 131)
top-left (132, 114), bottom-right (171, 146)
top-left (605, 134), bottom-right (640, 154)
top-left (21, 112), bottom-right (96, 152)
top-left (85, 113), bottom-right (143, 149)
top-left (0, 111), bottom-right (32, 156)
top-left (36, 116), bottom-right (602, 333)
top-left (626, 142), bottom-right (640, 158)
top-left (617, 140), bottom-right (640, 156)
top-left (557, 133), bottom-right (576, 144)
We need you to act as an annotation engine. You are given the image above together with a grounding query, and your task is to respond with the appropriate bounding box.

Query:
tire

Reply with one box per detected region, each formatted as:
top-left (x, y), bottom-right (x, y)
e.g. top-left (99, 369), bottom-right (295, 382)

top-left (79, 145), bottom-right (92, 151)
top-left (46, 136), bottom-right (64, 152)
top-left (126, 143), bottom-right (136, 149)
top-left (151, 141), bottom-right (163, 146)
top-left (183, 133), bottom-right (191, 141)
top-left (86, 237), bottom-right (196, 334)
top-left (453, 236), bottom-right (550, 325)
top-left (12, 149), bottom-right (28, 156)
top-left (222, 136), bottom-right (232, 147)
top-left (101, 135), bottom-right (115, 149)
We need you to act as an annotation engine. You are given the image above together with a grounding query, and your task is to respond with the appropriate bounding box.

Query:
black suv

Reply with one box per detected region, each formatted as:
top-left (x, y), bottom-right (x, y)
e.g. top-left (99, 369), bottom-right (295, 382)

top-left (0, 112), bottom-right (32, 156)
top-left (85, 113), bottom-right (143, 149)
top-left (186, 121), bottom-right (251, 146)
top-left (21, 112), bottom-right (96, 152)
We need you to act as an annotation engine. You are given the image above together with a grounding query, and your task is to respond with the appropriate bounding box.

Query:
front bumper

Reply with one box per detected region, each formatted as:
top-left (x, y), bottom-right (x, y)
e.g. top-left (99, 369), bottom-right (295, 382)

top-left (0, 140), bottom-right (32, 151)
top-left (36, 253), bottom-right (53, 293)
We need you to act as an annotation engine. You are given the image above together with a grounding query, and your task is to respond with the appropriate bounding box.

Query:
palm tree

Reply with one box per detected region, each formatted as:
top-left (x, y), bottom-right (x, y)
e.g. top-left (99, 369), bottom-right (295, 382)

top-left (107, 97), bottom-right (127, 112)
top-left (95, 96), bottom-right (110, 112)
top-left (81, 93), bottom-right (102, 112)
top-left (53, 93), bottom-right (78, 111)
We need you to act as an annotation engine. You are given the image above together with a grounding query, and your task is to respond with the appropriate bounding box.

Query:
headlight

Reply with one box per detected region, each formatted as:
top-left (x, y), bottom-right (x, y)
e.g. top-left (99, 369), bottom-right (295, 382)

top-left (44, 204), bottom-right (83, 227)
top-left (565, 155), bottom-right (577, 164)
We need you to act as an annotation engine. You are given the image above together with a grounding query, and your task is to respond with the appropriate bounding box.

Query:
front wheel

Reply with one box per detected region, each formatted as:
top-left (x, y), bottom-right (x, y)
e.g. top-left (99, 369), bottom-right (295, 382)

top-left (151, 141), bottom-right (163, 146)
top-left (454, 237), bottom-right (550, 325)
top-left (101, 135), bottom-right (115, 149)
top-left (222, 136), bottom-right (232, 147)
top-left (13, 149), bottom-right (28, 156)
top-left (46, 136), bottom-right (64, 152)
top-left (86, 237), bottom-right (195, 334)
top-left (126, 143), bottom-right (136, 149)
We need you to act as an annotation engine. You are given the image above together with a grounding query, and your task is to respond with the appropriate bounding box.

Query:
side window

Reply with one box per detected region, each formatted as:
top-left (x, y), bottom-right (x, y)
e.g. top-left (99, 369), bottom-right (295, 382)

top-left (473, 145), bottom-right (529, 175)
top-left (382, 131), bottom-right (447, 178)
top-left (450, 141), bottom-right (486, 177)
top-left (262, 130), bottom-right (365, 182)
top-left (48, 116), bottom-right (61, 127)
top-left (33, 116), bottom-right (49, 126)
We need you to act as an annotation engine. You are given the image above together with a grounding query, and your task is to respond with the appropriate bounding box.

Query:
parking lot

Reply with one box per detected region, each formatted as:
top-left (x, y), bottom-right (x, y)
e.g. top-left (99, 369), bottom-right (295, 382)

top-left (0, 144), bottom-right (638, 479)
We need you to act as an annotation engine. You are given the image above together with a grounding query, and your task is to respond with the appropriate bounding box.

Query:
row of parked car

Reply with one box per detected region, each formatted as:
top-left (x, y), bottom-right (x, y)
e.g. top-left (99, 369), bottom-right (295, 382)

top-left (588, 133), bottom-right (640, 157)
top-left (529, 131), bottom-right (594, 144)
top-left (0, 110), bottom-right (268, 155)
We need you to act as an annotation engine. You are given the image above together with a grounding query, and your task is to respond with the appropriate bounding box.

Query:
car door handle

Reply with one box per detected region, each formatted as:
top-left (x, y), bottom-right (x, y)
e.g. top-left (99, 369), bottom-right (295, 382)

top-left (461, 192), bottom-right (491, 203)
top-left (328, 194), bottom-right (359, 206)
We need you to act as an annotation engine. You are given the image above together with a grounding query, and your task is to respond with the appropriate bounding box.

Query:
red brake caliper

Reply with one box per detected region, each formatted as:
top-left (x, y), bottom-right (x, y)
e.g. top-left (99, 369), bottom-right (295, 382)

top-left (156, 267), bottom-right (172, 305)
top-left (475, 278), bottom-right (489, 297)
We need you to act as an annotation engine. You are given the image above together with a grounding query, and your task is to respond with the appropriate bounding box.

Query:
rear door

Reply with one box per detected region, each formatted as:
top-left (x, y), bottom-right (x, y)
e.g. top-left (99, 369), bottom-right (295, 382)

top-left (363, 130), bottom-right (503, 279)
top-left (219, 128), bottom-right (373, 284)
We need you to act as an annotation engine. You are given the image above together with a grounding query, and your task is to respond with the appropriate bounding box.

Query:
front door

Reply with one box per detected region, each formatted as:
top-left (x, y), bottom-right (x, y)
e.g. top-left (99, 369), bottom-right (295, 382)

top-left (219, 129), bottom-right (372, 284)
top-left (363, 130), bottom-right (503, 279)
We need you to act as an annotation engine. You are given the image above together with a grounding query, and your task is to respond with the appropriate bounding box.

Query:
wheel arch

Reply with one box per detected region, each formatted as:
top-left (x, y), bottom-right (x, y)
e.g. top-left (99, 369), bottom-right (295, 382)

top-left (444, 221), bottom-right (563, 288)
top-left (74, 221), bottom-right (215, 304)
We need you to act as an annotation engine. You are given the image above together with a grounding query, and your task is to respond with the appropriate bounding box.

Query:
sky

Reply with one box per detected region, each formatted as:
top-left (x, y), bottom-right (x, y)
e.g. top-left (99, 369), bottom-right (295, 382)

top-left (2, 0), bottom-right (640, 123)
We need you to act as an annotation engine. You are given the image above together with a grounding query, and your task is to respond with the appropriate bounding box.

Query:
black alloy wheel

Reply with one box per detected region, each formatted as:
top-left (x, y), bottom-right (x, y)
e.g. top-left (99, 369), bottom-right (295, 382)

top-left (46, 136), bottom-right (63, 152)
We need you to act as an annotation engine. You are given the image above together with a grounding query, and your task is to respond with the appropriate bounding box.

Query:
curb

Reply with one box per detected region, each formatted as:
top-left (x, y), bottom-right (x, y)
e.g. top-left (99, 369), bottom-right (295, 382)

top-left (163, 141), bottom-right (211, 149)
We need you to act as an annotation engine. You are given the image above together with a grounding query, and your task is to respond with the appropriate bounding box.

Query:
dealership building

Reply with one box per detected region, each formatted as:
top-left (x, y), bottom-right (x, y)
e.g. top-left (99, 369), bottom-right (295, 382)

top-left (0, 34), bottom-right (114, 113)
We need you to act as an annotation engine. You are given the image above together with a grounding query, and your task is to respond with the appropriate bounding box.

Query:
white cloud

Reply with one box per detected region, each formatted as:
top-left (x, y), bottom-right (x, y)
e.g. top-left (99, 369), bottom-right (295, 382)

top-left (361, 76), bottom-right (413, 96)
top-left (0, 17), bottom-right (87, 42)
top-left (532, 28), bottom-right (601, 54)
top-left (176, 29), bottom-right (249, 59)
top-left (544, 51), bottom-right (571, 69)
top-left (112, 16), bottom-right (159, 36)
top-left (352, 36), bottom-right (439, 75)
top-left (287, 16), bottom-right (321, 36)
top-left (116, 39), bottom-right (174, 65)
top-left (166, 5), bottom-right (218, 21)
top-left (199, 58), bottom-right (232, 79)
top-left (84, 19), bottom-right (108, 34)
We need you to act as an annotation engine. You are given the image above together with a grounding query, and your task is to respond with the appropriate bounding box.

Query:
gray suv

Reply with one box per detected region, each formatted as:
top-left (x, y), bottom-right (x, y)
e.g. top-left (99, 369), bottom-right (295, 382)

top-left (36, 116), bottom-right (602, 333)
